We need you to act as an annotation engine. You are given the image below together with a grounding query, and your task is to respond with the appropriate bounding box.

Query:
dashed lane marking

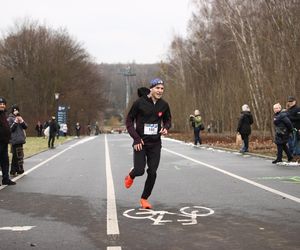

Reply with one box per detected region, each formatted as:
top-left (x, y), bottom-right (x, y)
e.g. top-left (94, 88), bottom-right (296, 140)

top-left (0, 226), bottom-right (36, 231)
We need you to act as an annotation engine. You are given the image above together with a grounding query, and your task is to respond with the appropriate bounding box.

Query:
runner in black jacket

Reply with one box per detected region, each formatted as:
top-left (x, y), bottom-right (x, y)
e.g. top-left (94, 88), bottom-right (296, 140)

top-left (125, 78), bottom-right (171, 209)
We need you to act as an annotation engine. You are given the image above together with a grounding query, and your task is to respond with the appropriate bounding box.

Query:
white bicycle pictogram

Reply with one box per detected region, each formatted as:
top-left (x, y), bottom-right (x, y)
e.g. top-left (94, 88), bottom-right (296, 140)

top-left (123, 206), bottom-right (214, 225)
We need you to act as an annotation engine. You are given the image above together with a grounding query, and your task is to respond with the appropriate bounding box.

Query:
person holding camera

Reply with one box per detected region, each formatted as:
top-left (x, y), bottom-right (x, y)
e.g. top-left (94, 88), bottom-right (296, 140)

top-left (190, 109), bottom-right (204, 145)
top-left (7, 104), bottom-right (28, 175)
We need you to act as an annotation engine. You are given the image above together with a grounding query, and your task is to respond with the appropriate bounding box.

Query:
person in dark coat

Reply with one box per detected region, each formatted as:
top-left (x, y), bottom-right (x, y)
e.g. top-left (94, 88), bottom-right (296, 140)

top-left (75, 122), bottom-right (81, 137)
top-left (0, 97), bottom-right (16, 185)
top-left (286, 96), bottom-right (300, 159)
top-left (272, 103), bottom-right (293, 164)
top-left (48, 116), bottom-right (58, 148)
top-left (35, 121), bottom-right (43, 137)
top-left (237, 104), bottom-right (253, 153)
top-left (7, 105), bottom-right (28, 175)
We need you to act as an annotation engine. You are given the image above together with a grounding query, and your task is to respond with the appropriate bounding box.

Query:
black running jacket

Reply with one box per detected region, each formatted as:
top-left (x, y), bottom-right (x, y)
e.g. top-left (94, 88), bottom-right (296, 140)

top-left (126, 96), bottom-right (171, 145)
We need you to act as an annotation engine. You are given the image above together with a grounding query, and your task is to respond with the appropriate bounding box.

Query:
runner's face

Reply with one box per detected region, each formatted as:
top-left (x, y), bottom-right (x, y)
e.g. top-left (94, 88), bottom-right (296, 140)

top-left (0, 103), bottom-right (6, 111)
top-left (150, 84), bottom-right (164, 100)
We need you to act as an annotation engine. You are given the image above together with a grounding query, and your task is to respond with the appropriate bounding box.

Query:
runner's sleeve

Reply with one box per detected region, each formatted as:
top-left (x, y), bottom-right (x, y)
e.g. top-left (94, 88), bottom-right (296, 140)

top-left (162, 103), bottom-right (172, 130)
top-left (126, 101), bottom-right (142, 145)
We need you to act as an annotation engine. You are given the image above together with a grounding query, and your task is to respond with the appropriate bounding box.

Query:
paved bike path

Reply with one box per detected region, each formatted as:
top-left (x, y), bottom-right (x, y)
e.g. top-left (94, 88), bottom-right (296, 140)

top-left (0, 134), bottom-right (299, 249)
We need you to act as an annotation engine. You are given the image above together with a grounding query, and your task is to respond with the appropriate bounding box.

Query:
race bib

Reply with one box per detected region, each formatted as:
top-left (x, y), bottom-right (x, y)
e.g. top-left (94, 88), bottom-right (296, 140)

top-left (144, 123), bottom-right (158, 135)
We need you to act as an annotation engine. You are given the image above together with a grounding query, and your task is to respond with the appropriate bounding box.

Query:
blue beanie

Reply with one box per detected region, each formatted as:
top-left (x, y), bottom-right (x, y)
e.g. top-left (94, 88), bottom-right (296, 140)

top-left (150, 78), bottom-right (164, 88)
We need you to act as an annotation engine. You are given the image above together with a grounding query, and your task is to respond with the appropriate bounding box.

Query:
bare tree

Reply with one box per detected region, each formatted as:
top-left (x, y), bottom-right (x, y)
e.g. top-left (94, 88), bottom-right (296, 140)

top-left (0, 19), bottom-right (106, 134)
top-left (162, 0), bottom-right (300, 135)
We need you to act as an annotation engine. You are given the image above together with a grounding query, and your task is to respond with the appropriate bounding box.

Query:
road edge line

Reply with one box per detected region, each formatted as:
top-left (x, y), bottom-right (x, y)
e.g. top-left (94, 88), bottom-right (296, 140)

top-left (163, 147), bottom-right (300, 204)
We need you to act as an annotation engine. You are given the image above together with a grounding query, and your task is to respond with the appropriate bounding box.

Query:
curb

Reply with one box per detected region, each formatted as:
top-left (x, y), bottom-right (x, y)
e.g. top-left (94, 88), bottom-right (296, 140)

top-left (199, 144), bottom-right (275, 160)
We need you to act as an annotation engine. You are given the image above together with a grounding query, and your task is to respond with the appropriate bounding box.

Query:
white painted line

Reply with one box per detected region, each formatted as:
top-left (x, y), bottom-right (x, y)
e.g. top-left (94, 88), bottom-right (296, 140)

top-left (0, 226), bottom-right (36, 231)
top-left (163, 148), bottom-right (300, 204)
top-left (0, 137), bottom-right (96, 191)
top-left (105, 135), bottom-right (120, 235)
top-left (107, 247), bottom-right (121, 250)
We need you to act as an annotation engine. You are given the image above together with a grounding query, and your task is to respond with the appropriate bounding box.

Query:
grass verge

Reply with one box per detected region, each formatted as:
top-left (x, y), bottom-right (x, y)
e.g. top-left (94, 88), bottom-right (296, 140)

top-left (13, 136), bottom-right (73, 158)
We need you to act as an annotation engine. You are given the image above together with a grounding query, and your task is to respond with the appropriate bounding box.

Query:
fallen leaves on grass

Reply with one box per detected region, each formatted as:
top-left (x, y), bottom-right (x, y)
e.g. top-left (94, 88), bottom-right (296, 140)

top-left (167, 132), bottom-right (276, 156)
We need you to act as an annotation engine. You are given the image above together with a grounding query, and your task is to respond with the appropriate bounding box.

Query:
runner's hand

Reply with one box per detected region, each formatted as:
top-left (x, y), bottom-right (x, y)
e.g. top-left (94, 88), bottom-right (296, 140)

top-left (134, 139), bottom-right (144, 151)
top-left (160, 128), bottom-right (168, 135)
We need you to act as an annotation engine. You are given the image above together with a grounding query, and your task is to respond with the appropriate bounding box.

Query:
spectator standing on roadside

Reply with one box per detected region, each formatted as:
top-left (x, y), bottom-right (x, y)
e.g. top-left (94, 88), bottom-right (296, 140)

top-left (286, 96), bottom-right (300, 161)
top-left (87, 124), bottom-right (91, 136)
top-left (95, 122), bottom-right (100, 135)
top-left (62, 124), bottom-right (68, 137)
top-left (124, 78), bottom-right (171, 209)
top-left (35, 121), bottom-right (43, 137)
top-left (48, 116), bottom-right (58, 149)
top-left (237, 104), bottom-right (253, 153)
top-left (189, 109), bottom-right (204, 145)
top-left (272, 103), bottom-right (293, 164)
top-left (0, 97), bottom-right (16, 185)
top-left (75, 122), bottom-right (81, 137)
top-left (7, 105), bottom-right (28, 176)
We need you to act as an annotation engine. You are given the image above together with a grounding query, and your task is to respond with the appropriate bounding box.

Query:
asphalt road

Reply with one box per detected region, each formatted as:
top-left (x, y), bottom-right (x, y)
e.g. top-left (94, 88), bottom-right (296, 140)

top-left (0, 134), bottom-right (299, 250)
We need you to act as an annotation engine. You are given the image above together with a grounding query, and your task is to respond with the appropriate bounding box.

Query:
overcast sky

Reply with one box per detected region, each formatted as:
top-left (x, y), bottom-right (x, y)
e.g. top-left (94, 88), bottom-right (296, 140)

top-left (0, 0), bottom-right (194, 64)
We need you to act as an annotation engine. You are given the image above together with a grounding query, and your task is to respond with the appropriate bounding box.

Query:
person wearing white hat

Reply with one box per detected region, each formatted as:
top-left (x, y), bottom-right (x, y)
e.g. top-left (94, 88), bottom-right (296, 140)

top-left (237, 104), bottom-right (253, 153)
top-left (272, 103), bottom-right (293, 163)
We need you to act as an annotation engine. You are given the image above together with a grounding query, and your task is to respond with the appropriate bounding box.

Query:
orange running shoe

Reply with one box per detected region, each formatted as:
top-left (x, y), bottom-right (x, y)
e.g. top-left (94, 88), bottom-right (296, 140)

top-left (140, 199), bottom-right (152, 209)
top-left (124, 175), bottom-right (133, 189)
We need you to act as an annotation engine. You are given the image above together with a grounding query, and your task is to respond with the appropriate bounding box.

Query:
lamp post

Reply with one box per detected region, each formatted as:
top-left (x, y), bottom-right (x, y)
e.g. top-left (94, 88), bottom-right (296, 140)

top-left (119, 66), bottom-right (136, 107)
top-left (54, 92), bottom-right (60, 121)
